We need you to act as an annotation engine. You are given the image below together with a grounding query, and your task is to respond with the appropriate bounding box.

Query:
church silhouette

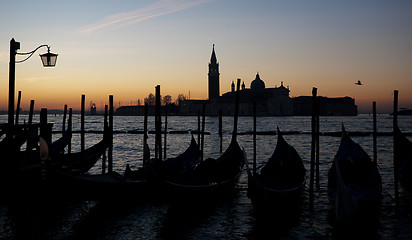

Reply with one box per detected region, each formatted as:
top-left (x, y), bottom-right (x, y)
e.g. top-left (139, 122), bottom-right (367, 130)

top-left (116, 45), bottom-right (357, 116)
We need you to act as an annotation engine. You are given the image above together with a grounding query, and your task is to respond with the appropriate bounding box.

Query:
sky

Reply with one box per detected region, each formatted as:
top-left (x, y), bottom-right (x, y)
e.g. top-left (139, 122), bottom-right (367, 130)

top-left (0, 0), bottom-right (411, 113)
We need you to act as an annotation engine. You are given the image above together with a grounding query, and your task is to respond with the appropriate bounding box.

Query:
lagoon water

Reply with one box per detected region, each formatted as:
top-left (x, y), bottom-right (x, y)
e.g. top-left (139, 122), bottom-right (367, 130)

top-left (1, 114), bottom-right (412, 239)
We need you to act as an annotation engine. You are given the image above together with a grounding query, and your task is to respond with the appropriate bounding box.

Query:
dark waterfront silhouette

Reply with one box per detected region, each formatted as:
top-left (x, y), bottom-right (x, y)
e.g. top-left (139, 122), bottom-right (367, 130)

top-left (115, 45), bottom-right (357, 117)
top-left (1, 113), bottom-right (412, 239)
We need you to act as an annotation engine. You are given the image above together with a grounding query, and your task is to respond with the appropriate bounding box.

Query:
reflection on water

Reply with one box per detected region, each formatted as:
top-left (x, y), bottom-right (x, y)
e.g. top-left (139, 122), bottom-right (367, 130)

top-left (1, 114), bottom-right (412, 239)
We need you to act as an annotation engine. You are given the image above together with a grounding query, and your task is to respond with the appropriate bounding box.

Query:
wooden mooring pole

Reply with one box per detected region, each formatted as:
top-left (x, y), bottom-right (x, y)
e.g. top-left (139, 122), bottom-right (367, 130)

top-left (198, 111), bottom-right (201, 150)
top-left (15, 91), bottom-right (21, 125)
top-left (62, 105), bottom-right (68, 134)
top-left (309, 87), bottom-right (317, 211)
top-left (143, 103), bottom-right (149, 166)
top-left (373, 101), bottom-right (377, 165)
top-left (28, 100), bottom-right (34, 125)
top-left (201, 103), bottom-right (206, 162)
top-left (81, 94), bottom-right (85, 153)
top-left (253, 101), bottom-right (257, 175)
top-left (102, 105), bottom-right (108, 174)
top-left (232, 79), bottom-right (241, 141)
top-left (61, 104), bottom-right (68, 154)
top-left (164, 110), bottom-right (168, 160)
top-left (40, 108), bottom-right (50, 182)
top-left (108, 95), bottom-right (114, 173)
top-left (219, 109), bottom-right (223, 153)
top-left (315, 92), bottom-right (320, 190)
top-left (26, 100), bottom-right (35, 152)
top-left (68, 108), bottom-right (72, 154)
top-left (393, 90), bottom-right (399, 215)
top-left (40, 108), bottom-right (51, 146)
top-left (155, 86), bottom-right (162, 160)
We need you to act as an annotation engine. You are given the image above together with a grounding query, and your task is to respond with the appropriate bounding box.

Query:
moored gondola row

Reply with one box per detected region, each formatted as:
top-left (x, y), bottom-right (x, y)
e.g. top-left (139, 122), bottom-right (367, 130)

top-left (0, 88), bottom-right (410, 229)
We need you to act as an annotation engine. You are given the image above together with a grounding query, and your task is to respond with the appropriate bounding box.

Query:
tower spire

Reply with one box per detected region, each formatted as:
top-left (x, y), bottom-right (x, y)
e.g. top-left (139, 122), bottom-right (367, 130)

top-left (210, 44), bottom-right (217, 64)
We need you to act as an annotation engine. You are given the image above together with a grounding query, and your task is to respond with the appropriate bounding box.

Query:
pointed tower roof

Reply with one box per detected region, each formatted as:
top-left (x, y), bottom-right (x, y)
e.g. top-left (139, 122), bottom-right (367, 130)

top-left (210, 44), bottom-right (217, 64)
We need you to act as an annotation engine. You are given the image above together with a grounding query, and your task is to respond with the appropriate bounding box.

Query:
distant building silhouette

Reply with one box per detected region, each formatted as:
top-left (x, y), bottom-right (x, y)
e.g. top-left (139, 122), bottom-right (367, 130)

top-left (293, 96), bottom-right (357, 116)
top-left (179, 46), bottom-right (357, 116)
top-left (179, 72), bottom-right (293, 116)
top-left (115, 45), bottom-right (357, 116)
top-left (218, 73), bottom-right (293, 116)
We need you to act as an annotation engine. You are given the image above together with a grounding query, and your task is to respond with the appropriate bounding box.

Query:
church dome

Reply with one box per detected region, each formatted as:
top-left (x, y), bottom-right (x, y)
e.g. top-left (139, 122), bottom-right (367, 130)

top-left (250, 73), bottom-right (265, 90)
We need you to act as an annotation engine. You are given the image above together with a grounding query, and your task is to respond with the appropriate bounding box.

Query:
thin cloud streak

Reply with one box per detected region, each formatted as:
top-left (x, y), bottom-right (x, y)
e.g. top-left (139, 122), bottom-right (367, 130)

top-left (80, 0), bottom-right (212, 33)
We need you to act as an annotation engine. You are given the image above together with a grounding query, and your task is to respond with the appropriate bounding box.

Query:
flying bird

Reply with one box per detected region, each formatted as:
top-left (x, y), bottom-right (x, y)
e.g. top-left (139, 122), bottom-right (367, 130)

top-left (355, 80), bottom-right (362, 85)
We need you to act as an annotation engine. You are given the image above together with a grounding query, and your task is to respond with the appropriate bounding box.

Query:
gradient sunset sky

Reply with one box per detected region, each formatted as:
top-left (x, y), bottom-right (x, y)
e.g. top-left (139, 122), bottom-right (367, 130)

top-left (1, 0), bottom-right (411, 113)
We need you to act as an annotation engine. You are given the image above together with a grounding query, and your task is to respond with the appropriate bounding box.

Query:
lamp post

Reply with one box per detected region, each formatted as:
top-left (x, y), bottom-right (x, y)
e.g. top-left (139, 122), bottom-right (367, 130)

top-left (8, 38), bottom-right (58, 128)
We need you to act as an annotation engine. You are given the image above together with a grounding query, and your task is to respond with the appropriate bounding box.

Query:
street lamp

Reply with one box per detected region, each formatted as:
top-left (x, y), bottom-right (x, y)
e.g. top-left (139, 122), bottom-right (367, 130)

top-left (8, 38), bottom-right (58, 127)
top-left (40, 47), bottom-right (58, 67)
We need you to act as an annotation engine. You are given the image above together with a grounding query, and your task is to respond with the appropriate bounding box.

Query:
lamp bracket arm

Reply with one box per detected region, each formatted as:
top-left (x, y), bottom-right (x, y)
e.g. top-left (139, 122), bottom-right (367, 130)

top-left (16, 44), bottom-right (50, 63)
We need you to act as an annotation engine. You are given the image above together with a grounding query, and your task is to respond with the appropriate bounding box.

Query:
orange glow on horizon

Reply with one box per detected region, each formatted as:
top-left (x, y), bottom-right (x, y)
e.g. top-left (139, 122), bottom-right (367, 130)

top-left (1, 79), bottom-right (410, 113)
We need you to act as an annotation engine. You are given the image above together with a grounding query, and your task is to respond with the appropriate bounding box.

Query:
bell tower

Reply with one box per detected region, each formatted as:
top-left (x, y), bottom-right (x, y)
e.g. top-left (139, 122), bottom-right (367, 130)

top-left (208, 44), bottom-right (220, 100)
